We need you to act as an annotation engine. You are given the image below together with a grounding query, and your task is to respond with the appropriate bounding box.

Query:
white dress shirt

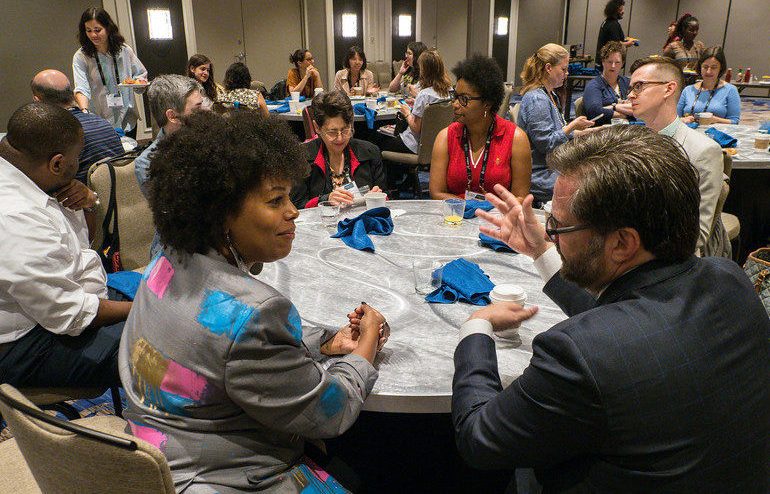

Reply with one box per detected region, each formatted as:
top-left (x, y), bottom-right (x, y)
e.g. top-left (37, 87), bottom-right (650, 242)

top-left (0, 156), bottom-right (107, 344)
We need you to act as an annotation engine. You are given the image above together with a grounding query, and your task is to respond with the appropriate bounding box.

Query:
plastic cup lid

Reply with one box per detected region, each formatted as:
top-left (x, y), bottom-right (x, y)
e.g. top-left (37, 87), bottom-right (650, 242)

top-left (491, 284), bottom-right (526, 301)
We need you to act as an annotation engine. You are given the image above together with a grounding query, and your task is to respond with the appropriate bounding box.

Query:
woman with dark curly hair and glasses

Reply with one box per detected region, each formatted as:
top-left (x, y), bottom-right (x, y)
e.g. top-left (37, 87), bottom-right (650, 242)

top-left (430, 55), bottom-right (531, 201)
top-left (291, 90), bottom-right (386, 208)
top-left (119, 111), bottom-right (388, 493)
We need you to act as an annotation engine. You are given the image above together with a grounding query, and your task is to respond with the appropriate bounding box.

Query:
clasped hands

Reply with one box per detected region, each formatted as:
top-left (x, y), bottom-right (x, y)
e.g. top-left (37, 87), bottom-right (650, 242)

top-left (321, 303), bottom-right (389, 356)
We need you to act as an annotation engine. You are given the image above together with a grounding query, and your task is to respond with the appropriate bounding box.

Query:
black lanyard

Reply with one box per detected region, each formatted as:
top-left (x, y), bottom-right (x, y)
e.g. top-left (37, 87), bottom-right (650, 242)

top-left (463, 118), bottom-right (495, 193)
top-left (95, 52), bottom-right (121, 94)
top-left (689, 84), bottom-right (719, 116)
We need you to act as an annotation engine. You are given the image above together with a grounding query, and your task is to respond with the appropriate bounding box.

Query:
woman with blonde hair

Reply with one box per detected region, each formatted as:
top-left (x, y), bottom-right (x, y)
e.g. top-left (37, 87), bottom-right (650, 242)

top-left (517, 43), bottom-right (594, 204)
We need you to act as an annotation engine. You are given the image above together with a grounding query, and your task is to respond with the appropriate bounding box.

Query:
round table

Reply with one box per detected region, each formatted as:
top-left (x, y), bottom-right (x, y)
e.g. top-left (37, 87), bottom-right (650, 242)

top-left (701, 123), bottom-right (770, 170)
top-left (268, 99), bottom-right (399, 122)
top-left (258, 200), bottom-right (567, 413)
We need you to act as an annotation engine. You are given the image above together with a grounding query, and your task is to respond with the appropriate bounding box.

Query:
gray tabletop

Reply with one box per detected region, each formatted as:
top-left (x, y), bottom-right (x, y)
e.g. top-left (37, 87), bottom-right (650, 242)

top-left (269, 99), bottom-right (399, 122)
top-left (698, 124), bottom-right (770, 170)
top-left (258, 200), bottom-right (567, 413)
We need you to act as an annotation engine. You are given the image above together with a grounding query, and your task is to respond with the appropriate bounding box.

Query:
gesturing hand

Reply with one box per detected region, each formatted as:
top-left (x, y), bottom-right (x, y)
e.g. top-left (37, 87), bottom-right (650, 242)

top-left (476, 185), bottom-right (553, 260)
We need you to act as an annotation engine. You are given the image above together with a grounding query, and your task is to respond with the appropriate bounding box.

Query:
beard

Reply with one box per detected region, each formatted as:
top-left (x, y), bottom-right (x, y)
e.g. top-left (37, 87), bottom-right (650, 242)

top-left (559, 233), bottom-right (606, 289)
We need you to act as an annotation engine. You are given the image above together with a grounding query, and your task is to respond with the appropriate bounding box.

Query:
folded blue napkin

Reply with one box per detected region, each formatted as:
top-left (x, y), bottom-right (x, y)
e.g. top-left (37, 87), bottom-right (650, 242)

top-left (479, 233), bottom-right (515, 253)
top-left (107, 271), bottom-right (142, 300)
top-left (425, 258), bottom-right (494, 306)
top-left (268, 102), bottom-right (290, 113)
top-left (463, 200), bottom-right (493, 219)
top-left (377, 96), bottom-right (387, 103)
top-left (685, 122), bottom-right (699, 129)
top-left (331, 207), bottom-right (393, 251)
top-left (353, 103), bottom-right (376, 129)
top-left (705, 127), bottom-right (738, 148)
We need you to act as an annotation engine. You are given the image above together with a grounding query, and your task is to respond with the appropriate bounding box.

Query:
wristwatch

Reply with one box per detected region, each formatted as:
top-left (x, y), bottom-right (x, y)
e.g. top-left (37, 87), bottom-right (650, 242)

top-left (84, 191), bottom-right (100, 212)
top-left (612, 103), bottom-right (617, 112)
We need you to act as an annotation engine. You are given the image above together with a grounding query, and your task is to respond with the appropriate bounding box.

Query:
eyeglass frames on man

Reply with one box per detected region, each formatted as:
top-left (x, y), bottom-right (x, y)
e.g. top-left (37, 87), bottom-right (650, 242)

top-left (450, 89), bottom-right (484, 107)
top-left (628, 80), bottom-right (669, 95)
top-left (545, 214), bottom-right (592, 243)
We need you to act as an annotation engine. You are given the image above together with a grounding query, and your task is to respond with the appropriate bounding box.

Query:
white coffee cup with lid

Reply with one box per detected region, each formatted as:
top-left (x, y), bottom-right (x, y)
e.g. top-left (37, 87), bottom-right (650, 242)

top-left (364, 191), bottom-right (387, 210)
top-left (489, 284), bottom-right (527, 305)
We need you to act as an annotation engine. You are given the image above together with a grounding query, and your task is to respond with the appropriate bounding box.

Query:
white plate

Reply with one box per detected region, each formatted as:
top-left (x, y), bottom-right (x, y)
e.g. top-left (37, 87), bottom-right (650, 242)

top-left (117, 83), bottom-right (149, 88)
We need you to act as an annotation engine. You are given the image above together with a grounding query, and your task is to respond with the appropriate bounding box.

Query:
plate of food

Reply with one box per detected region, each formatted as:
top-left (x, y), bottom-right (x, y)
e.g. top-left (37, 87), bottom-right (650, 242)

top-left (118, 77), bottom-right (149, 88)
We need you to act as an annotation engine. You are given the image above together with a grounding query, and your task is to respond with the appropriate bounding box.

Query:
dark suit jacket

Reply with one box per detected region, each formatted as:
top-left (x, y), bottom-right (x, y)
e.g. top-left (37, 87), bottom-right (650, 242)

top-left (452, 256), bottom-right (770, 493)
top-left (290, 138), bottom-right (387, 209)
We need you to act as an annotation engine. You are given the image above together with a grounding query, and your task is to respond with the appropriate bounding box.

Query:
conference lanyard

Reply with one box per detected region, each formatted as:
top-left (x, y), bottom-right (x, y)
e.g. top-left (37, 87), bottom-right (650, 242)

top-left (95, 53), bottom-right (121, 95)
top-left (543, 87), bottom-right (566, 127)
top-left (463, 118), bottom-right (495, 193)
top-left (689, 84), bottom-right (720, 116)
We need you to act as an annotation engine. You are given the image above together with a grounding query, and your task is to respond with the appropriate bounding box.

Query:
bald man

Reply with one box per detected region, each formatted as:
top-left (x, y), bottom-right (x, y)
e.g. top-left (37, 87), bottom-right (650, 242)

top-left (31, 69), bottom-right (124, 183)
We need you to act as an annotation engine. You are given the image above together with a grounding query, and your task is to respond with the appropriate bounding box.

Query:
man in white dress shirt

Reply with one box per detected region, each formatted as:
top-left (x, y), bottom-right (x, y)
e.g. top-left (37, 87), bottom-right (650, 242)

top-left (0, 102), bottom-right (132, 388)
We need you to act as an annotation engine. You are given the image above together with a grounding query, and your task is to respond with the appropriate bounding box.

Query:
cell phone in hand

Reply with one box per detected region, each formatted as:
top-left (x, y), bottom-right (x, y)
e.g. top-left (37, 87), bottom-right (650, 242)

top-left (589, 114), bottom-right (603, 122)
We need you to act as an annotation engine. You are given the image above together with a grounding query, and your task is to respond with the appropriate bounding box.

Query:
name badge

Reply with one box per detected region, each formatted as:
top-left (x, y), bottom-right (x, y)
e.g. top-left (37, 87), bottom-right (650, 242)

top-left (341, 181), bottom-right (362, 198)
top-left (106, 93), bottom-right (123, 108)
top-left (464, 190), bottom-right (486, 201)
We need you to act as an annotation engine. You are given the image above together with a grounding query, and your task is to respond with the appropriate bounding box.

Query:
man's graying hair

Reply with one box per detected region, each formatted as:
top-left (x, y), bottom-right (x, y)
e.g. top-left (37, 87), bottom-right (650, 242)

top-left (30, 80), bottom-right (75, 106)
top-left (148, 74), bottom-right (202, 128)
top-left (547, 125), bottom-right (700, 261)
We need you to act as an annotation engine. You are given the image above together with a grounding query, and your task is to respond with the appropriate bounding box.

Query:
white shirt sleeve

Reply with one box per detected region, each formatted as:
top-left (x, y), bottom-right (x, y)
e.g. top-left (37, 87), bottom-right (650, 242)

top-left (533, 245), bottom-right (562, 283)
top-left (0, 211), bottom-right (100, 336)
top-left (72, 50), bottom-right (92, 99)
top-left (459, 318), bottom-right (494, 341)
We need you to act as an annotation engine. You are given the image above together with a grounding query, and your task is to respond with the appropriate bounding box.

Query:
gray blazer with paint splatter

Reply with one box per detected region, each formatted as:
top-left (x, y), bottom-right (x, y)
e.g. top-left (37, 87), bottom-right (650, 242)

top-left (118, 249), bottom-right (377, 493)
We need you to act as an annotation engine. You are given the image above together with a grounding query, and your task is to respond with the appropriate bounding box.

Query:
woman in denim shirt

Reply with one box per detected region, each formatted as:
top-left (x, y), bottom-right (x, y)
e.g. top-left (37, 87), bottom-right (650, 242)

top-left (517, 44), bottom-right (594, 205)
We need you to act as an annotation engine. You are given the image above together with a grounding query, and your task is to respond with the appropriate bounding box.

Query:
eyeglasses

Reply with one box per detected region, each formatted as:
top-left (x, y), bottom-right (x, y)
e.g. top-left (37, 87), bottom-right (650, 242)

top-left (545, 214), bottom-right (591, 243)
top-left (628, 80), bottom-right (669, 95)
top-left (450, 89), bottom-right (484, 107)
top-left (321, 127), bottom-right (353, 139)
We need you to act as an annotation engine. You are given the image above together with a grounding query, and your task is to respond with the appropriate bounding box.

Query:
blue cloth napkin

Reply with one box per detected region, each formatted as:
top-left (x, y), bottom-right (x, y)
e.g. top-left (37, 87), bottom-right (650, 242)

top-left (353, 103), bottom-right (376, 129)
top-left (685, 122), bottom-right (699, 129)
top-left (425, 258), bottom-right (494, 306)
top-left (268, 102), bottom-right (290, 113)
top-left (479, 233), bottom-right (515, 253)
top-left (463, 200), bottom-right (493, 219)
top-left (331, 207), bottom-right (393, 251)
top-left (106, 271), bottom-right (142, 300)
top-left (705, 127), bottom-right (738, 148)
top-left (377, 96), bottom-right (387, 103)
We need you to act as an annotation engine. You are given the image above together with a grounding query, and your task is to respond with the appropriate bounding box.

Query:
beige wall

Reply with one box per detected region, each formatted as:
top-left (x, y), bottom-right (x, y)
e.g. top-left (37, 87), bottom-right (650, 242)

top-left (467, 0), bottom-right (492, 57)
top-left (191, 0), bottom-right (243, 87)
top-left (305, 0), bottom-right (329, 86)
top-left (514, 0), bottom-right (566, 84)
top-left (426, 0), bottom-right (468, 76)
top-left (724, 0), bottom-right (770, 96)
top-left (242, 1), bottom-right (303, 87)
top-left (0, 0), bottom-right (96, 132)
top-left (625, 0), bottom-right (676, 58)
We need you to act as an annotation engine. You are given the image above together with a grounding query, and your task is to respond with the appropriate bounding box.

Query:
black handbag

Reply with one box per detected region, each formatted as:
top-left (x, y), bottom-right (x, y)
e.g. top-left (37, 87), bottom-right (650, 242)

top-left (98, 162), bottom-right (123, 273)
top-left (394, 111), bottom-right (409, 135)
top-left (744, 247), bottom-right (770, 317)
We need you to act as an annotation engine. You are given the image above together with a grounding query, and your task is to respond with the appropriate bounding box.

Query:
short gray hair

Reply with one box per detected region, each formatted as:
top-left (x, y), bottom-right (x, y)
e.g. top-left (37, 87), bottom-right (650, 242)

top-left (148, 74), bottom-right (202, 128)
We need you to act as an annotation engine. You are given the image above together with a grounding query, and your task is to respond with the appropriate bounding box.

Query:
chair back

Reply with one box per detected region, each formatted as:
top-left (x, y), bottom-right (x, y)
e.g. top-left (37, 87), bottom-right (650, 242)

top-left (0, 384), bottom-right (175, 493)
top-left (370, 60), bottom-right (392, 88)
top-left (722, 151), bottom-right (733, 180)
top-left (416, 100), bottom-right (455, 164)
top-left (498, 85), bottom-right (514, 117)
top-left (302, 105), bottom-right (317, 141)
top-left (574, 97), bottom-right (585, 117)
top-left (510, 102), bottom-right (521, 124)
top-left (392, 60), bottom-right (403, 81)
top-left (88, 157), bottom-right (155, 271)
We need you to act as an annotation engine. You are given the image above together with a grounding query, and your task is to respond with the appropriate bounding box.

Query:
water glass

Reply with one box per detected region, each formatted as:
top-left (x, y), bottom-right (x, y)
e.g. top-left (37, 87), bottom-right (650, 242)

top-left (319, 201), bottom-right (340, 228)
top-left (443, 198), bottom-right (466, 226)
top-left (413, 259), bottom-right (443, 295)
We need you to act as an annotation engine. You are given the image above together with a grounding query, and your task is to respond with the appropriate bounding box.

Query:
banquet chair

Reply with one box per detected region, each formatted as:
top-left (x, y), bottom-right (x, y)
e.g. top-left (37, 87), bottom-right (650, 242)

top-left (20, 387), bottom-right (122, 420)
top-left (719, 153), bottom-right (741, 258)
top-left (574, 97), bottom-right (585, 117)
top-left (0, 436), bottom-right (39, 493)
top-left (0, 384), bottom-right (174, 494)
top-left (381, 100), bottom-right (454, 198)
top-left (88, 156), bottom-right (155, 271)
top-left (392, 60), bottom-right (403, 82)
top-left (510, 102), bottom-right (521, 124)
top-left (302, 106), bottom-right (318, 142)
top-left (498, 85), bottom-right (514, 117)
top-left (371, 60), bottom-right (392, 88)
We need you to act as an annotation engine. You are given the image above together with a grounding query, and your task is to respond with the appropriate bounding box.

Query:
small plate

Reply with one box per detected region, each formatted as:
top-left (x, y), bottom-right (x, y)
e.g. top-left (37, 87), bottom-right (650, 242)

top-left (118, 83), bottom-right (149, 88)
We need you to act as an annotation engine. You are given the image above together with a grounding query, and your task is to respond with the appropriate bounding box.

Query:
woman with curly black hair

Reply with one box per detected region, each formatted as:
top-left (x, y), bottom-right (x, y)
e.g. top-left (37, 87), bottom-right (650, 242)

top-left (430, 55), bottom-right (531, 201)
top-left (73, 7), bottom-right (147, 138)
top-left (218, 62), bottom-right (268, 116)
top-left (119, 110), bottom-right (388, 493)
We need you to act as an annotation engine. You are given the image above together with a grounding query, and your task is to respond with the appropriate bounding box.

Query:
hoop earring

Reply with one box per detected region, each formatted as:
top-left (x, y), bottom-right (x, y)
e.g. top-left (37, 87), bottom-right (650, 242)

top-left (484, 110), bottom-right (487, 118)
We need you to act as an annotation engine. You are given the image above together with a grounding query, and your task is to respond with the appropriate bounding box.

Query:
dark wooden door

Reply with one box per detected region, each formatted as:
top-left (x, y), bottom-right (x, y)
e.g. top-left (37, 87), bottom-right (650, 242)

top-left (332, 0), bottom-right (364, 71)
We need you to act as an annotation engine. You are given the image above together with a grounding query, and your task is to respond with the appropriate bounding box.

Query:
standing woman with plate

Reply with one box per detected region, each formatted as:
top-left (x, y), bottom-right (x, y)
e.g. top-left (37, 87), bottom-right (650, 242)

top-left (73, 7), bottom-right (147, 139)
